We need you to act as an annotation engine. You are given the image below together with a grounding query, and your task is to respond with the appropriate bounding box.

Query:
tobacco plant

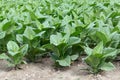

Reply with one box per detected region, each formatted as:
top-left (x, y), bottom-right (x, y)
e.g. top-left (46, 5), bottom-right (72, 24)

top-left (84, 42), bottom-right (118, 74)
top-left (0, 41), bottom-right (28, 69)
top-left (16, 26), bottom-right (46, 62)
top-left (43, 32), bottom-right (80, 66)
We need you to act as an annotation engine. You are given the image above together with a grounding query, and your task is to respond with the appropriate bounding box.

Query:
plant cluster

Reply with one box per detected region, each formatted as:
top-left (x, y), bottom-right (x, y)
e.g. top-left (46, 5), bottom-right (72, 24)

top-left (0, 0), bottom-right (120, 74)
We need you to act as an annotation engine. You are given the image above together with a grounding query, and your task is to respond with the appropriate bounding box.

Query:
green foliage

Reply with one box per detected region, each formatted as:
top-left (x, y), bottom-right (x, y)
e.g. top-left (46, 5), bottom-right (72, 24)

top-left (0, 0), bottom-right (120, 73)
top-left (0, 41), bottom-right (28, 68)
top-left (16, 26), bottom-right (46, 62)
top-left (84, 42), bottom-right (117, 74)
top-left (43, 32), bottom-right (80, 66)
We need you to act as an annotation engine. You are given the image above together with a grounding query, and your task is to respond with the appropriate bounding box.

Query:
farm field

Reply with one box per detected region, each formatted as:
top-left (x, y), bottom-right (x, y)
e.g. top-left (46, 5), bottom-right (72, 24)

top-left (0, 0), bottom-right (120, 80)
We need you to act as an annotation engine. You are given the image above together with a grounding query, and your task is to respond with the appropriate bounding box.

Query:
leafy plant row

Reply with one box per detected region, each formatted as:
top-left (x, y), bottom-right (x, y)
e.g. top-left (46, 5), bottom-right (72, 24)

top-left (0, 0), bottom-right (120, 74)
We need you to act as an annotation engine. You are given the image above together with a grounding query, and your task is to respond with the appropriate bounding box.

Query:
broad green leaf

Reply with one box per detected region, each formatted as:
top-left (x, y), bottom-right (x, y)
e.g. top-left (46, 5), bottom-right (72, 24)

top-left (87, 22), bottom-right (95, 29)
top-left (57, 56), bottom-right (71, 66)
top-left (0, 31), bottom-right (6, 39)
top-left (35, 20), bottom-right (43, 30)
top-left (7, 41), bottom-right (19, 56)
top-left (96, 31), bottom-right (110, 44)
top-left (84, 53), bottom-right (103, 69)
top-left (71, 54), bottom-right (79, 60)
top-left (84, 47), bottom-right (93, 55)
top-left (16, 34), bottom-right (23, 44)
top-left (64, 25), bottom-right (75, 35)
top-left (0, 53), bottom-right (9, 60)
top-left (2, 20), bottom-right (16, 34)
top-left (50, 33), bottom-right (63, 46)
top-left (19, 44), bottom-right (28, 55)
top-left (35, 31), bottom-right (45, 37)
top-left (93, 42), bottom-right (103, 54)
top-left (13, 53), bottom-right (23, 65)
top-left (2, 20), bottom-right (11, 31)
top-left (103, 48), bottom-right (118, 57)
top-left (23, 27), bottom-right (36, 40)
top-left (25, 4), bottom-right (32, 11)
top-left (68, 37), bottom-right (80, 45)
top-left (72, 11), bottom-right (78, 19)
top-left (42, 44), bottom-right (60, 57)
top-left (100, 62), bottom-right (115, 71)
top-left (61, 15), bottom-right (72, 26)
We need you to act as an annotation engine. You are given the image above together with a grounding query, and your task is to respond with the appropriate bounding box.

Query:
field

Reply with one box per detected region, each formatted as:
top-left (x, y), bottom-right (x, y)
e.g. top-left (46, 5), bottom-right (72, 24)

top-left (0, 0), bottom-right (120, 80)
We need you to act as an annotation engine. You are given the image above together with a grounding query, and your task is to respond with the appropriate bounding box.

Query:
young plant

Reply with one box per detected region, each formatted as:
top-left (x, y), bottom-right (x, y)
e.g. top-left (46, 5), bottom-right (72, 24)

top-left (0, 41), bottom-right (28, 69)
top-left (84, 42), bottom-right (117, 74)
top-left (16, 27), bottom-right (46, 62)
top-left (43, 32), bottom-right (80, 67)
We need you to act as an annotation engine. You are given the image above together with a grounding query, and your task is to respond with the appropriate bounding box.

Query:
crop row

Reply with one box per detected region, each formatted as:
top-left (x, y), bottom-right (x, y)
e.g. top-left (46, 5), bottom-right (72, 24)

top-left (0, 0), bottom-right (120, 74)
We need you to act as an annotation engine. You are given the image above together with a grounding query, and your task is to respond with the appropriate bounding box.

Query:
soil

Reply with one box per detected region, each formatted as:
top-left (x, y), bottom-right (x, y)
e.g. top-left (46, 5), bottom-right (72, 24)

top-left (0, 58), bottom-right (120, 80)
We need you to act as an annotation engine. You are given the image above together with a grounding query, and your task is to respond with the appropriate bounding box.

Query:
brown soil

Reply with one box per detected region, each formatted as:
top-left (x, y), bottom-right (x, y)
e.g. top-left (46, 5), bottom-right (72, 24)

top-left (0, 58), bottom-right (120, 80)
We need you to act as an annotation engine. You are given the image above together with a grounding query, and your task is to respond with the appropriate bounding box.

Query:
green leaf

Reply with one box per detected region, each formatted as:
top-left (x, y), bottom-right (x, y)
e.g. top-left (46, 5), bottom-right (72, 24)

top-left (103, 48), bottom-right (118, 58)
top-left (0, 31), bottom-right (6, 39)
top-left (100, 62), bottom-right (115, 71)
top-left (96, 31), bottom-right (110, 44)
top-left (61, 15), bottom-right (72, 26)
top-left (84, 47), bottom-right (93, 55)
top-left (57, 56), bottom-right (71, 66)
top-left (16, 34), bottom-right (23, 44)
top-left (19, 44), bottom-right (28, 55)
top-left (63, 33), bottom-right (70, 43)
top-left (7, 41), bottom-right (19, 56)
top-left (35, 31), bottom-right (45, 37)
top-left (68, 37), bottom-right (80, 45)
top-left (50, 33), bottom-right (63, 46)
top-left (12, 53), bottom-right (23, 65)
top-left (64, 25), bottom-right (74, 35)
top-left (0, 53), bottom-right (9, 60)
top-left (2, 20), bottom-right (11, 31)
top-left (35, 20), bottom-right (43, 30)
top-left (84, 53), bottom-right (103, 69)
top-left (42, 44), bottom-right (60, 57)
top-left (93, 41), bottom-right (103, 54)
top-left (71, 54), bottom-right (79, 60)
top-left (23, 27), bottom-right (36, 40)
